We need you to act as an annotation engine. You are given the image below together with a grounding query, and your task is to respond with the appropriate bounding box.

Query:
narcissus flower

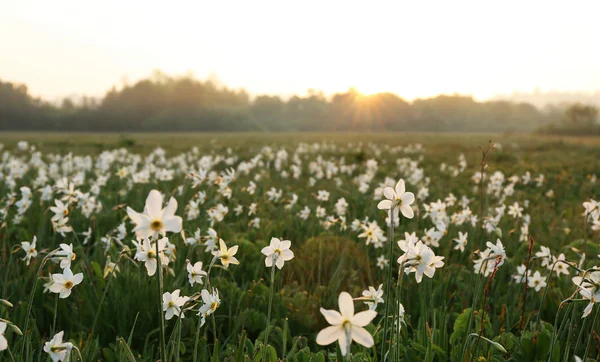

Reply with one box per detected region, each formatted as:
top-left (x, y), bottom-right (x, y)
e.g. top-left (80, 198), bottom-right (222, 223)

top-left (316, 291), bottom-right (377, 356)
top-left (186, 261), bottom-right (207, 286)
top-left (377, 179), bottom-right (415, 219)
top-left (212, 239), bottom-right (239, 268)
top-left (134, 237), bottom-right (169, 276)
top-left (0, 322), bottom-right (7, 351)
top-left (261, 237), bottom-right (294, 269)
top-left (43, 331), bottom-right (71, 362)
top-left (21, 236), bottom-right (38, 265)
top-left (48, 267), bottom-right (83, 299)
top-left (163, 289), bottom-right (189, 320)
top-left (126, 190), bottom-right (182, 238)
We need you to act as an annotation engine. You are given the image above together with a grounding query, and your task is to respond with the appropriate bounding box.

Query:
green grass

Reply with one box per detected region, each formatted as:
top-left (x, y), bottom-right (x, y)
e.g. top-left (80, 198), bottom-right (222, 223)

top-left (0, 132), bottom-right (599, 361)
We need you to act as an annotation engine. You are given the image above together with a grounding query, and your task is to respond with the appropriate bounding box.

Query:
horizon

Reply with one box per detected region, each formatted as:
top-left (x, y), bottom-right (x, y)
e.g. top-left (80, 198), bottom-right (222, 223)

top-left (2, 0), bottom-right (600, 103)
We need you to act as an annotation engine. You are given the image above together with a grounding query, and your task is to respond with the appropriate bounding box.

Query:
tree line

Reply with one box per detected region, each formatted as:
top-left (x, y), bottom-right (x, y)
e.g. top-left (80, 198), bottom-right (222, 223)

top-left (0, 71), bottom-right (596, 133)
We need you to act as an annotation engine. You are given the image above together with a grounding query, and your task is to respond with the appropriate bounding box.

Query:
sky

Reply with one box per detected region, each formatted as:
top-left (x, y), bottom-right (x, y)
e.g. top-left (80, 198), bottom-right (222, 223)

top-left (1, 0), bottom-right (599, 102)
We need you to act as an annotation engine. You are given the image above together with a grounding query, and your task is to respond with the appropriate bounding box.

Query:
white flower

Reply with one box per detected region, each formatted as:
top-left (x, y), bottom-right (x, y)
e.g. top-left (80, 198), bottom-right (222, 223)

top-left (48, 267), bottom-right (83, 299)
top-left (453, 231), bottom-right (468, 252)
top-left (211, 239), bottom-right (240, 268)
top-left (316, 291), bottom-right (377, 356)
top-left (572, 270), bottom-right (600, 318)
top-left (527, 271), bottom-right (547, 292)
top-left (43, 331), bottom-right (71, 362)
top-left (377, 179), bottom-right (415, 219)
top-left (398, 241), bottom-right (444, 283)
top-left (360, 284), bottom-right (384, 311)
top-left (185, 228), bottom-right (202, 246)
top-left (134, 237), bottom-right (169, 276)
top-left (163, 290), bottom-right (189, 320)
top-left (187, 261), bottom-right (207, 286)
top-left (21, 236), bottom-right (38, 265)
top-left (198, 288), bottom-right (220, 317)
top-left (536, 246), bottom-right (552, 268)
top-left (0, 322), bottom-right (7, 351)
top-left (126, 190), bottom-right (183, 239)
top-left (551, 254), bottom-right (570, 276)
top-left (52, 243), bottom-right (75, 269)
top-left (261, 237), bottom-right (294, 269)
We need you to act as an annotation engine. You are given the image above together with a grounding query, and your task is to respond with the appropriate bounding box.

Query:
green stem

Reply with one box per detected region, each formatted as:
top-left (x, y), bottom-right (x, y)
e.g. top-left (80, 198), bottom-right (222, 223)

top-left (582, 305), bottom-right (598, 360)
top-left (20, 248), bottom-right (59, 356)
top-left (193, 314), bottom-right (204, 362)
top-left (263, 263), bottom-right (277, 360)
top-left (155, 237), bottom-right (167, 362)
top-left (90, 268), bottom-right (114, 340)
top-left (380, 205), bottom-right (395, 358)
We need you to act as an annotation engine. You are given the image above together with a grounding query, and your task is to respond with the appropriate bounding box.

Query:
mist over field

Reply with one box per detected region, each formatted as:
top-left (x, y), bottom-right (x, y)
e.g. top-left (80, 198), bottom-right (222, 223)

top-left (2, 1), bottom-right (600, 361)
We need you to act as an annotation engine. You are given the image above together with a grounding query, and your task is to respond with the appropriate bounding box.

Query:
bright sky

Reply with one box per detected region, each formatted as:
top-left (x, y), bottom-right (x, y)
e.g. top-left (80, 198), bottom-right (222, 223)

top-left (1, 0), bottom-right (599, 101)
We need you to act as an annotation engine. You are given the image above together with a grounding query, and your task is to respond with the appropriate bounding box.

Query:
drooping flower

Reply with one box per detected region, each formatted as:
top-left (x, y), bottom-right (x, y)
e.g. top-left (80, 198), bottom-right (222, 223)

top-left (21, 236), bottom-right (38, 265)
top-left (358, 284), bottom-right (384, 311)
top-left (43, 331), bottom-right (71, 362)
top-left (316, 291), bottom-right (377, 356)
top-left (572, 270), bottom-right (600, 318)
top-left (52, 243), bottom-right (76, 270)
top-left (261, 237), bottom-right (294, 269)
top-left (377, 179), bottom-right (415, 219)
top-left (126, 190), bottom-right (183, 239)
top-left (198, 288), bottom-right (221, 318)
top-left (134, 237), bottom-right (169, 276)
top-left (48, 267), bottom-right (84, 299)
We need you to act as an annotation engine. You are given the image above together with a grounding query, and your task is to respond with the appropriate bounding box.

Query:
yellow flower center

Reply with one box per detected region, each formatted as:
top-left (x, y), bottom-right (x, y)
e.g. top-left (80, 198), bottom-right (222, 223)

top-left (211, 302), bottom-right (219, 310)
top-left (151, 220), bottom-right (163, 231)
top-left (168, 301), bottom-right (176, 308)
top-left (65, 281), bottom-right (73, 289)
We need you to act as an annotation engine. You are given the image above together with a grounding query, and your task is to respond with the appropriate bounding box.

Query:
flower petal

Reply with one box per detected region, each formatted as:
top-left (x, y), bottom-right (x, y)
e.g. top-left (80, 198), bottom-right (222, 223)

top-left (395, 179), bottom-right (406, 195)
top-left (352, 310), bottom-right (377, 327)
top-left (316, 325), bottom-right (343, 346)
top-left (338, 292), bottom-right (354, 319)
top-left (320, 308), bottom-right (343, 325)
top-left (351, 326), bottom-right (374, 347)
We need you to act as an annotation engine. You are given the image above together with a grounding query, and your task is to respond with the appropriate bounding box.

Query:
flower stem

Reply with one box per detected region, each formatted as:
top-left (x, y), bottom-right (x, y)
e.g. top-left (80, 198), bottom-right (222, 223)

top-left (380, 205), bottom-right (395, 358)
top-left (192, 314), bottom-right (203, 362)
top-left (263, 263), bottom-right (277, 361)
top-left (20, 248), bottom-right (59, 356)
top-left (155, 238), bottom-right (167, 362)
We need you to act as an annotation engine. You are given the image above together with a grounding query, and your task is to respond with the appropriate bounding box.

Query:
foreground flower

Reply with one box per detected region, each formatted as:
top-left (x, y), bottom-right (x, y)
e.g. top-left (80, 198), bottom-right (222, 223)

top-left (43, 331), bottom-right (71, 362)
top-left (572, 270), bottom-right (600, 318)
top-left (212, 239), bottom-right (239, 268)
top-left (163, 289), bottom-right (189, 320)
top-left (126, 189), bottom-right (183, 238)
top-left (316, 291), bottom-right (377, 356)
top-left (377, 179), bottom-right (415, 219)
top-left (261, 237), bottom-right (294, 269)
top-left (0, 322), bottom-right (6, 351)
top-left (49, 267), bottom-right (83, 299)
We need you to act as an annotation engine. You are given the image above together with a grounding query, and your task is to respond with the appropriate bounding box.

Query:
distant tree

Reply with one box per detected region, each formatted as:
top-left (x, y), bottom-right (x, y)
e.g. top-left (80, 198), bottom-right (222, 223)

top-left (563, 103), bottom-right (598, 127)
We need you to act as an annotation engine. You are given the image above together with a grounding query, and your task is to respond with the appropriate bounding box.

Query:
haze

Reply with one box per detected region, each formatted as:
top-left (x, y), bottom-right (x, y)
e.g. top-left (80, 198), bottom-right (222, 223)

top-left (1, 0), bottom-right (599, 101)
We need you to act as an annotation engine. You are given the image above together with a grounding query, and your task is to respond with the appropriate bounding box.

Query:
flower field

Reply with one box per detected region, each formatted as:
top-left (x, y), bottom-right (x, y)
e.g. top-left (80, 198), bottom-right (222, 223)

top-left (0, 132), bottom-right (599, 361)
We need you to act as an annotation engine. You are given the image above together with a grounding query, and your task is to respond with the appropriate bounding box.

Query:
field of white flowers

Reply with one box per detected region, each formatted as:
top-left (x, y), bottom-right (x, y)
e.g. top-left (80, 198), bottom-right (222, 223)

top-left (0, 134), bottom-right (599, 361)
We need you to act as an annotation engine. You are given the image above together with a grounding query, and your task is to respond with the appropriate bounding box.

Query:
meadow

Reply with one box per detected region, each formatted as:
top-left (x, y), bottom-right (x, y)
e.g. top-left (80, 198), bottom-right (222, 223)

top-left (0, 132), bottom-right (599, 361)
